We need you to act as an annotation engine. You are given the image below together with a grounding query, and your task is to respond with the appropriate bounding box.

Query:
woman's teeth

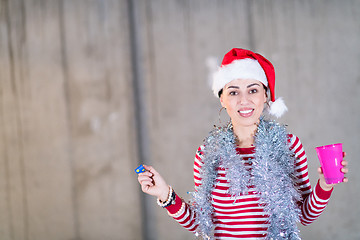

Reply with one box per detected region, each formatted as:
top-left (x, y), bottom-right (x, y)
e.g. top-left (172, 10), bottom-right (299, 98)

top-left (239, 109), bottom-right (253, 114)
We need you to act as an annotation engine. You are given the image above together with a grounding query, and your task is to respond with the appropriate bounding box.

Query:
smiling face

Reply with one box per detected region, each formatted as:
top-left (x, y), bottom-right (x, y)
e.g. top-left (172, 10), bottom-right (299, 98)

top-left (220, 78), bottom-right (267, 128)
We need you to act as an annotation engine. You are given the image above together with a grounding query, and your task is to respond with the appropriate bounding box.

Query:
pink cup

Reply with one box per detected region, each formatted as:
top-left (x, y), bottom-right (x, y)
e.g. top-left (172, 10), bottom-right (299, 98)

top-left (315, 143), bottom-right (344, 184)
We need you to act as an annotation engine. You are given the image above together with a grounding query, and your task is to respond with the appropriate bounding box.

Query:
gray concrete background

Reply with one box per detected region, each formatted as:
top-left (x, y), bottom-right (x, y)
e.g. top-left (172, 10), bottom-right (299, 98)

top-left (0, 0), bottom-right (359, 239)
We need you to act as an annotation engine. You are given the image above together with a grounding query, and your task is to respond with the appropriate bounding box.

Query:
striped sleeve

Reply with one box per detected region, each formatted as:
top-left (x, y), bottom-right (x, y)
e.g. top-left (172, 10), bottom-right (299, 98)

top-left (164, 146), bottom-right (205, 233)
top-left (288, 134), bottom-right (333, 225)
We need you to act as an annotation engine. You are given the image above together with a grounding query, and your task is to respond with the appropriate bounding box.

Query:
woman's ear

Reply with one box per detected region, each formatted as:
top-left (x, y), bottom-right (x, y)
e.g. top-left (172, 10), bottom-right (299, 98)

top-left (220, 95), bottom-right (225, 108)
top-left (264, 89), bottom-right (268, 103)
top-left (263, 85), bottom-right (268, 103)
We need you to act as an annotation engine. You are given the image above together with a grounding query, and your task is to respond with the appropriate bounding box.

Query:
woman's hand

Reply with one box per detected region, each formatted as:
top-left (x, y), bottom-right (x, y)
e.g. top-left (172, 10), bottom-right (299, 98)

top-left (137, 165), bottom-right (170, 202)
top-left (318, 152), bottom-right (349, 191)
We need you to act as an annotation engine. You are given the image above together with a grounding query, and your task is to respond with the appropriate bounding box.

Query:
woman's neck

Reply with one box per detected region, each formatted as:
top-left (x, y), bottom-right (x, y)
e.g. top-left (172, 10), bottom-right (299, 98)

top-left (232, 122), bottom-right (258, 148)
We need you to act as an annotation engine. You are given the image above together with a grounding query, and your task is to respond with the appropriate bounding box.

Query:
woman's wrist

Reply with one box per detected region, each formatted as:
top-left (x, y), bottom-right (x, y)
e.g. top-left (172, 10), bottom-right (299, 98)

top-left (319, 178), bottom-right (333, 191)
top-left (157, 185), bottom-right (176, 208)
top-left (158, 185), bottom-right (171, 202)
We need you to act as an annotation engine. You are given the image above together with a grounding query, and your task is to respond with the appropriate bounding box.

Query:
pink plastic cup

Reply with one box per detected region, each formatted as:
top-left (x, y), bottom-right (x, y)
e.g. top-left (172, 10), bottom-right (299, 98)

top-left (315, 143), bottom-right (344, 184)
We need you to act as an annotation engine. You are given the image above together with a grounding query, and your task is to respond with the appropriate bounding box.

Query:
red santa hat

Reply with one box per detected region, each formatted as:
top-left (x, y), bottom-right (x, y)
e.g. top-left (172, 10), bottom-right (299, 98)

top-left (212, 48), bottom-right (287, 118)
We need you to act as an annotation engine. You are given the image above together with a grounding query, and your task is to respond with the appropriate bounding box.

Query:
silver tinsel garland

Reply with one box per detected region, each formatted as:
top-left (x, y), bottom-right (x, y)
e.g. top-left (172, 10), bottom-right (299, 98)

top-left (190, 117), bottom-right (302, 240)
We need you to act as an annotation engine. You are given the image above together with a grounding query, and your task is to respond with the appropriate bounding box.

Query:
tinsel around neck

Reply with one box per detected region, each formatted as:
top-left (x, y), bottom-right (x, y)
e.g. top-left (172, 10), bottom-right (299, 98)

top-left (191, 117), bottom-right (302, 240)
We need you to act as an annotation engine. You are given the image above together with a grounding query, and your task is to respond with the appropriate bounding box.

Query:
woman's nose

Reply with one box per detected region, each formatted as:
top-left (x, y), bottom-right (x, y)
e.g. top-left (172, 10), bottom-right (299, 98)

top-left (238, 93), bottom-right (250, 104)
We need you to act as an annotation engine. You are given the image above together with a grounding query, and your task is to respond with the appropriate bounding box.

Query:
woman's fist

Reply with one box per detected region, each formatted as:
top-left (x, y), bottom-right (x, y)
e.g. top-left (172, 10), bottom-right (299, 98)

top-left (137, 165), bottom-right (170, 202)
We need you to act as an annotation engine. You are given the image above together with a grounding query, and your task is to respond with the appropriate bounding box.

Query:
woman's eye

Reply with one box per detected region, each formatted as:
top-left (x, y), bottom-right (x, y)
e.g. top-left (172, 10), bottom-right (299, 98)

top-left (249, 89), bottom-right (258, 94)
top-left (229, 91), bottom-right (238, 96)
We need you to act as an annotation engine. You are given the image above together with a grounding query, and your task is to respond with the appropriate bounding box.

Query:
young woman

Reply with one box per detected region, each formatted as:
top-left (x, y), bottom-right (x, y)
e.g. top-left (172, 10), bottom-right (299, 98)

top-left (137, 48), bottom-right (348, 239)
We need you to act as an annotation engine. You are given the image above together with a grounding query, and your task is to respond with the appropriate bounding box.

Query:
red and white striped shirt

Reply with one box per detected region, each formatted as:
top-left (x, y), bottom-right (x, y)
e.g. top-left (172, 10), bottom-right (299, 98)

top-left (166, 134), bottom-right (333, 239)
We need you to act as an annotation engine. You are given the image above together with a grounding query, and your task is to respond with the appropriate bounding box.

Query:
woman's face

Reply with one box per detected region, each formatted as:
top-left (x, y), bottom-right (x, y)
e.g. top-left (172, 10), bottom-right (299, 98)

top-left (220, 78), bottom-right (267, 128)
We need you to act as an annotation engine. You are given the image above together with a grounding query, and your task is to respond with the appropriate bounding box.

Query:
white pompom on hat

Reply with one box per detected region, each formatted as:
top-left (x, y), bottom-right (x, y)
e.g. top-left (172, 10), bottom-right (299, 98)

top-left (212, 48), bottom-right (287, 118)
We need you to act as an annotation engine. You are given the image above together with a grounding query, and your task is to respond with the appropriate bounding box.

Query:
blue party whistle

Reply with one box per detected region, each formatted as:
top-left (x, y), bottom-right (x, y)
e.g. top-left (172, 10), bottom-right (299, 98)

top-left (135, 165), bottom-right (146, 174)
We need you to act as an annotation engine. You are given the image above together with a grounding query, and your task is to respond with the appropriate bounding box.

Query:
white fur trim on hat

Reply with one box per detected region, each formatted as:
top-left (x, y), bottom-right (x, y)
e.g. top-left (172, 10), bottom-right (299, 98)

top-left (268, 97), bottom-right (288, 118)
top-left (212, 58), bottom-right (268, 97)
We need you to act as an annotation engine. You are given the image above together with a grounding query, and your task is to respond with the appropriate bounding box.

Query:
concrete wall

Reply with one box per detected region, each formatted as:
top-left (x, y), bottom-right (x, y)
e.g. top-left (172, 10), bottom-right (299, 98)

top-left (0, 0), bottom-right (359, 239)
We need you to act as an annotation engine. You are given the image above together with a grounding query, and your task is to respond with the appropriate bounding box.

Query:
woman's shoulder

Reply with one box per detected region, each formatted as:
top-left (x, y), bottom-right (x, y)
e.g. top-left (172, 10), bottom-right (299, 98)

top-left (194, 145), bottom-right (205, 164)
top-left (287, 133), bottom-right (306, 154)
top-left (287, 132), bottom-right (299, 142)
top-left (287, 132), bottom-right (302, 143)
top-left (195, 144), bottom-right (205, 155)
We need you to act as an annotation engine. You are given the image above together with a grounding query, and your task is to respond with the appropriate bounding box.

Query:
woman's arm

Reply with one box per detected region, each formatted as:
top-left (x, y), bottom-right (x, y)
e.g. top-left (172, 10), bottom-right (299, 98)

top-left (137, 165), bottom-right (170, 202)
top-left (137, 147), bottom-right (205, 234)
top-left (288, 134), bottom-right (348, 225)
top-left (163, 146), bottom-right (206, 232)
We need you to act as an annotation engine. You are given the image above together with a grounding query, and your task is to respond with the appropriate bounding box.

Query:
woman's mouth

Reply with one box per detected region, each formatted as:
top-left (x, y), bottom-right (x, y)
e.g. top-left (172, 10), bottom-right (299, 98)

top-left (238, 109), bottom-right (254, 117)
